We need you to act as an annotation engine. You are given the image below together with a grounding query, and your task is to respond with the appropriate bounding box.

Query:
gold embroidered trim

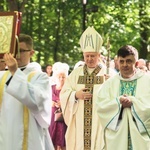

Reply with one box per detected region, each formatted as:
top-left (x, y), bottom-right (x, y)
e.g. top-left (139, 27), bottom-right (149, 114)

top-left (0, 71), bottom-right (9, 108)
top-left (77, 65), bottom-right (104, 149)
top-left (23, 71), bottom-right (36, 150)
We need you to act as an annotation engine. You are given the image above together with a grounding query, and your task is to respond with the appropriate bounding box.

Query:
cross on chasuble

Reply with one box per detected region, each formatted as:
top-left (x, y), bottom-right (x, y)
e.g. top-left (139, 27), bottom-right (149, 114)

top-left (77, 65), bottom-right (104, 149)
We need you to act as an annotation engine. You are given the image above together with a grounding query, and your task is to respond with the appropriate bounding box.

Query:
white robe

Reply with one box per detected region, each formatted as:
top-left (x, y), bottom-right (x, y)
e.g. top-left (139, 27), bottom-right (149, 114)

top-left (96, 69), bottom-right (150, 150)
top-left (0, 62), bottom-right (54, 150)
top-left (60, 65), bottom-right (115, 150)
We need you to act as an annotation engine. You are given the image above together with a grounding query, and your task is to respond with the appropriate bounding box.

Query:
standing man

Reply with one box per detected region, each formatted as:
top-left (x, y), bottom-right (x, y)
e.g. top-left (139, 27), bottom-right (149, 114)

top-left (60, 27), bottom-right (106, 150)
top-left (0, 34), bottom-right (54, 150)
top-left (96, 45), bottom-right (150, 150)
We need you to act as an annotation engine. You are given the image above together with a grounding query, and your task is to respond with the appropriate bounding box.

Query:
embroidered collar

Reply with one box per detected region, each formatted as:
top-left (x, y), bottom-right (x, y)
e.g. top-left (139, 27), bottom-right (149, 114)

top-left (83, 64), bottom-right (102, 76)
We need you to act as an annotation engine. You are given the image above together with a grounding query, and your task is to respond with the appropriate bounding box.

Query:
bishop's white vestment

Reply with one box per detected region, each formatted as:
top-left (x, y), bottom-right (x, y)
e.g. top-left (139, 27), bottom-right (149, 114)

top-left (60, 64), bottom-right (116, 150)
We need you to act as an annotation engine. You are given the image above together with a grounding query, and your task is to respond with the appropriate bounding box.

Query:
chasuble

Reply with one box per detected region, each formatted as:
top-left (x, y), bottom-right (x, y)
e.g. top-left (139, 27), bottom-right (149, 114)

top-left (60, 64), bottom-right (113, 150)
top-left (96, 69), bottom-right (150, 150)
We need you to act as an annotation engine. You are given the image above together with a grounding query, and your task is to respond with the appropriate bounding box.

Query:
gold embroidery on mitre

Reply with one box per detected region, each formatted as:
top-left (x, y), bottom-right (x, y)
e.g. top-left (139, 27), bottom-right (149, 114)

top-left (84, 34), bottom-right (94, 49)
top-left (79, 26), bottom-right (103, 53)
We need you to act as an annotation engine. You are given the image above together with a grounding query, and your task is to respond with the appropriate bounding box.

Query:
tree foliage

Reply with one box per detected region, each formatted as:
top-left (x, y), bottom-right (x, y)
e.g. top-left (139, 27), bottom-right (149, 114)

top-left (0, 0), bottom-right (150, 67)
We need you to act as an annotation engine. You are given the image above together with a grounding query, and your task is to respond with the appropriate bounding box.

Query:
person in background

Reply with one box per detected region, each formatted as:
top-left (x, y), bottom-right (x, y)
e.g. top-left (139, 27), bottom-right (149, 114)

top-left (138, 65), bottom-right (148, 73)
top-left (146, 60), bottom-right (150, 71)
top-left (100, 54), bottom-right (107, 66)
top-left (96, 45), bottom-right (150, 150)
top-left (73, 60), bottom-right (85, 70)
top-left (60, 26), bottom-right (108, 150)
top-left (49, 62), bottom-right (62, 86)
top-left (136, 58), bottom-right (146, 68)
top-left (44, 64), bottom-right (53, 77)
top-left (136, 58), bottom-right (149, 73)
top-left (49, 62), bottom-right (69, 150)
top-left (0, 34), bottom-right (54, 150)
top-left (114, 55), bottom-right (119, 72)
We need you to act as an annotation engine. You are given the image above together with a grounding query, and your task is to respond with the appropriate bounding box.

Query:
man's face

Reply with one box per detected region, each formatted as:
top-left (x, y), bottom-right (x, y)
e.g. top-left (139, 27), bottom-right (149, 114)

top-left (83, 52), bottom-right (100, 68)
top-left (16, 42), bottom-right (34, 67)
top-left (118, 55), bottom-right (137, 78)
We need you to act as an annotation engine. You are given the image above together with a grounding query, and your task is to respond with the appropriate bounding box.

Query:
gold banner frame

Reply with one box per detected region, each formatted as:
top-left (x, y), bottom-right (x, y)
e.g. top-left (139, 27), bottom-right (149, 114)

top-left (0, 11), bottom-right (21, 60)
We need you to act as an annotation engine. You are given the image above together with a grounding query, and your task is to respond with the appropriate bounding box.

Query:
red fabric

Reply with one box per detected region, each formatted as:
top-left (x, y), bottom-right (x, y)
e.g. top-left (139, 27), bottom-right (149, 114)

top-left (49, 85), bottom-right (67, 147)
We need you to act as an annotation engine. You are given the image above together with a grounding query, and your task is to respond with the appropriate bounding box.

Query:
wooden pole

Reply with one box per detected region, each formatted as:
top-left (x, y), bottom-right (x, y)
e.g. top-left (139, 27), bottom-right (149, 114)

top-left (106, 37), bottom-right (110, 74)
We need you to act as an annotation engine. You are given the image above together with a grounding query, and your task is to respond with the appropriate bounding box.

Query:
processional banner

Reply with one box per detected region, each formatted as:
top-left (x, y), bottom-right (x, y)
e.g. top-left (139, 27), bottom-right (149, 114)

top-left (0, 11), bottom-right (22, 60)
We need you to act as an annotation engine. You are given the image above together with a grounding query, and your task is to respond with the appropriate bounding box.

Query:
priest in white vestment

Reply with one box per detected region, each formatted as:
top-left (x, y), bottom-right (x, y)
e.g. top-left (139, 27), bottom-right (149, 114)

top-left (96, 45), bottom-right (150, 150)
top-left (0, 34), bottom-right (54, 150)
top-left (60, 27), bottom-right (116, 150)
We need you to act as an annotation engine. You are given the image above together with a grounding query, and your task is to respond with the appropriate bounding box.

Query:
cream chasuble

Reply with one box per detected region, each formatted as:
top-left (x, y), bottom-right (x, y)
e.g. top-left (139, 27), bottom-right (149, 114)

top-left (60, 64), bottom-right (108, 150)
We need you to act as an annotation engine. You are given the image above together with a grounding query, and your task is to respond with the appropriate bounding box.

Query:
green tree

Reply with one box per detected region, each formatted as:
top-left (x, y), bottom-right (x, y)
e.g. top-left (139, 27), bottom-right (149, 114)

top-left (1, 0), bottom-right (150, 67)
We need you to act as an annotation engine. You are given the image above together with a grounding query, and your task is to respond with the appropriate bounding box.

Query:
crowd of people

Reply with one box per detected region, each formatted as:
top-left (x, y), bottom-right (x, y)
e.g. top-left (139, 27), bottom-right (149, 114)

top-left (0, 27), bottom-right (150, 150)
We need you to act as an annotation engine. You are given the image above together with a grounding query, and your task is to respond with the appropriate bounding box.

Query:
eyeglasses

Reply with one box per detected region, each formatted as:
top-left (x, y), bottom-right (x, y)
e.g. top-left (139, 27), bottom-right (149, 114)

top-left (20, 49), bottom-right (31, 53)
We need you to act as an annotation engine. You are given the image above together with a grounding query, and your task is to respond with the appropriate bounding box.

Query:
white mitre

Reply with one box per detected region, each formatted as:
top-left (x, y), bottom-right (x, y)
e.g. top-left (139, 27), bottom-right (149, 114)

top-left (79, 26), bottom-right (103, 53)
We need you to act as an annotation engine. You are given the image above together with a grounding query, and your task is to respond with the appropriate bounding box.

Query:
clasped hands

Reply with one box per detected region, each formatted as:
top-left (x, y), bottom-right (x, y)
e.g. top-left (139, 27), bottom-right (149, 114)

top-left (3, 53), bottom-right (18, 75)
top-left (75, 88), bottom-right (93, 100)
top-left (120, 95), bottom-right (132, 108)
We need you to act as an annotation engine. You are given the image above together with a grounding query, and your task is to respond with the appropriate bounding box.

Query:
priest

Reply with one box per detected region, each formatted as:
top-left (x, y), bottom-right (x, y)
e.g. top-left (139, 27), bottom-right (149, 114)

top-left (0, 34), bottom-right (54, 150)
top-left (96, 45), bottom-right (150, 150)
